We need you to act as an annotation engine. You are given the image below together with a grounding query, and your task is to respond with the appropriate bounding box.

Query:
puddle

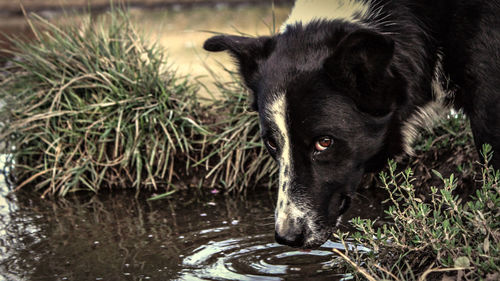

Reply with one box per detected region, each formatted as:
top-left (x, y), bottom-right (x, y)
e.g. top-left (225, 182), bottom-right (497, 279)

top-left (0, 166), bottom-right (386, 280)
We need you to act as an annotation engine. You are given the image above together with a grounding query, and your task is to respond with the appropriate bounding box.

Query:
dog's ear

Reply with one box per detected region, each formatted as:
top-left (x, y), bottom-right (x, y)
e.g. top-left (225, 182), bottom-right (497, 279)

top-left (204, 35), bottom-right (274, 111)
top-left (324, 30), bottom-right (397, 116)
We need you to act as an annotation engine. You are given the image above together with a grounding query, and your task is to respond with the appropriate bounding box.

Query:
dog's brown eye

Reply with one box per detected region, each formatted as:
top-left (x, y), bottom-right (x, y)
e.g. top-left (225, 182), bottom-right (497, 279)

top-left (315, 137), bottom-right (333, 152)
top-left (267, 139), bottom-right (277, 151)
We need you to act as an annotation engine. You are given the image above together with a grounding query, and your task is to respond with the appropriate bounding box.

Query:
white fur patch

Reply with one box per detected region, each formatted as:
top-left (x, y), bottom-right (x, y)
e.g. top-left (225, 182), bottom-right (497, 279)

top-left (281, 0), bottom-right (371, 32)
top-left (266, 94), bottom-right (306, 234)
top-left (401, 53), bottom-right (450, 155)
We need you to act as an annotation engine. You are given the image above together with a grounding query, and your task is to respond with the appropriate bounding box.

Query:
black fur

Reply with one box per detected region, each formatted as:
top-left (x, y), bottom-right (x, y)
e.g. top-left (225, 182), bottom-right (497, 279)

top-left (204, 0), bottom-right (500, 248)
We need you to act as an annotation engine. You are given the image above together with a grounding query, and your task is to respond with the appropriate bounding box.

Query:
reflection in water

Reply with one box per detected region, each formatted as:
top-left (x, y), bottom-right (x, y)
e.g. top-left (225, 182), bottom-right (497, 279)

top-left (0, 171), bottom-right (385, 280)
top-left (179, 237), bottom-right (349, 280)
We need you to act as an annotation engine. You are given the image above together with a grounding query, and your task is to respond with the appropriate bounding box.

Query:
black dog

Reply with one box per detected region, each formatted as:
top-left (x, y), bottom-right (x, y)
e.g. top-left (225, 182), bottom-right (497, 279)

top-left (203, 0), bottom-right (500, 248)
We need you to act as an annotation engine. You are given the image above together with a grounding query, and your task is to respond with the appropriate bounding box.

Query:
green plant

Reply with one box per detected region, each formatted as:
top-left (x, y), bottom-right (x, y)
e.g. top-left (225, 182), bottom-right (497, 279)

top-left (199, 66), bottom-right (277, 193)
top-left (334, 145), bottom-right (499, 280)
top-left (0, 10), bottom-right (209, 197)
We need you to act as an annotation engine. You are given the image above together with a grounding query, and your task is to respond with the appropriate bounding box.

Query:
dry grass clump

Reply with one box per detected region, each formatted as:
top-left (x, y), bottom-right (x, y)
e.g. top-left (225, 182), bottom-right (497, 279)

top-left (0, 9), bottom-right (279, 197)
top-left (0, 11), bottom-right (209, 197)
top-left (199, 68), bottom-right (277, 193)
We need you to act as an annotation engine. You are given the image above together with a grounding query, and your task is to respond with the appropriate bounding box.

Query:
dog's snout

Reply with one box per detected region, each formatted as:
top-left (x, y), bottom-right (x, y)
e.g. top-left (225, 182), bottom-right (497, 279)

top-left (275, 229), bottom-right (305, 248)
top-left (275, 204), bottom-right (332, 248)
top-left (275, 213), bottom-right (306, 247)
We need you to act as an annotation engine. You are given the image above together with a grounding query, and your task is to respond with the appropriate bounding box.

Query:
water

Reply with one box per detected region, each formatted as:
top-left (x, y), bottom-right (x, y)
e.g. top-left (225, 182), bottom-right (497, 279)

top-left (0, 172), bottom-right (386, 280)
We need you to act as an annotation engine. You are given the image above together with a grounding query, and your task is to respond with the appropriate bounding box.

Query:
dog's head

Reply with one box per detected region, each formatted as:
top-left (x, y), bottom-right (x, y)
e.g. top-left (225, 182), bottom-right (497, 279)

top-left (204, 22), bottom-right (406, 248)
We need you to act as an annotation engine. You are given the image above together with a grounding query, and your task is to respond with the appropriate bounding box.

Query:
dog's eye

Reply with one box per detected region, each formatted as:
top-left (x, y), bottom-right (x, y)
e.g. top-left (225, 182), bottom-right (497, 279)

top-left (315, 137), bottom-right (333, 152)
top-left (266, 139), bottom-right (277, 151)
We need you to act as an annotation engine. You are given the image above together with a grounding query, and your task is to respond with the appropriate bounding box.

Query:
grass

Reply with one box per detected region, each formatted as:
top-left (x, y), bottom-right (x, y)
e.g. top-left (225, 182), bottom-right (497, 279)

top-left (0, 10), bottom-right (210, 197)
top-left (0, 7), bottom-right (278, 197)
top-left (333, 144), bottom-right (499, 280)
top-left (198, 66), bottom-right (277, 193)
top-left (0, 2), bottom-right (287, 197)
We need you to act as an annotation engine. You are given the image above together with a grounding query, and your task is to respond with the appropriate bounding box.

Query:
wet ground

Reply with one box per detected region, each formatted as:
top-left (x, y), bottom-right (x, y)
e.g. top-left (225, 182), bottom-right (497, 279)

top-left (0, 163), bottom-right (387, 280)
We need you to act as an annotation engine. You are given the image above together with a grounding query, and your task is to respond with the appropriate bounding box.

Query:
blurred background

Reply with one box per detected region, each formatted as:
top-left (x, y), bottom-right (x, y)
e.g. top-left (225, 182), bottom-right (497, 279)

top-left (0, 0), bottom-right (293, 90)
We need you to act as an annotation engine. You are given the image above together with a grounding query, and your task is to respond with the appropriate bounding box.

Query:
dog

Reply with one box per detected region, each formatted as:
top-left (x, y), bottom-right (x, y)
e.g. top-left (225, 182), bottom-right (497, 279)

top-left (203, 0), bottom-right (500, 248)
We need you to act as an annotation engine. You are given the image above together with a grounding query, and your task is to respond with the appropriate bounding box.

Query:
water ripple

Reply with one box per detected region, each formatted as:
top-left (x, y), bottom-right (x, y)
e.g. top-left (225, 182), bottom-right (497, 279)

top-left (178, 232), bottom-right (348, 280)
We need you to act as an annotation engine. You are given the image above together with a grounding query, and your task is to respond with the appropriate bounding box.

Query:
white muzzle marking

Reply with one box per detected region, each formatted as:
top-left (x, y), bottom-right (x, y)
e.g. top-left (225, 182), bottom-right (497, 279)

top-left (266, 94), bottom-right (306, 234)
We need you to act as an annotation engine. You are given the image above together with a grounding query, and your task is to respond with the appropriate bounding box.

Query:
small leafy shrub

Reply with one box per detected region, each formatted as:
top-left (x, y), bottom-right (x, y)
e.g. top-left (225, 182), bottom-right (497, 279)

top-left (335, 145), bottom-right (499, 280)
top-left (401, 113), bottom-right (478, 193)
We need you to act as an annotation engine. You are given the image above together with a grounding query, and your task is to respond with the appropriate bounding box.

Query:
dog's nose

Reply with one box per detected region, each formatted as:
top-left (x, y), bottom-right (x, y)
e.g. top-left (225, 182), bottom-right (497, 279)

top-left (275, 230), bottom-right (305, 248)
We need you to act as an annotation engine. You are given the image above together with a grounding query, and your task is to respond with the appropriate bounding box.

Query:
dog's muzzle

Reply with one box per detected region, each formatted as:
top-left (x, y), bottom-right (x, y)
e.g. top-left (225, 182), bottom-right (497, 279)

top-left (274, 215), bottom-right (306, 248)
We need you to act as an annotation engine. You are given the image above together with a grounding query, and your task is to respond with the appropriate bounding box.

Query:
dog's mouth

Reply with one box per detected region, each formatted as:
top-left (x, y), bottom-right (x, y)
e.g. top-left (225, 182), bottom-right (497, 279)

top-left (274, 187), bottom-right (354, 249)
top-left (338, 194), bottom-right (352, 217)
top-left (302, 194), bottom-right (353, 249)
